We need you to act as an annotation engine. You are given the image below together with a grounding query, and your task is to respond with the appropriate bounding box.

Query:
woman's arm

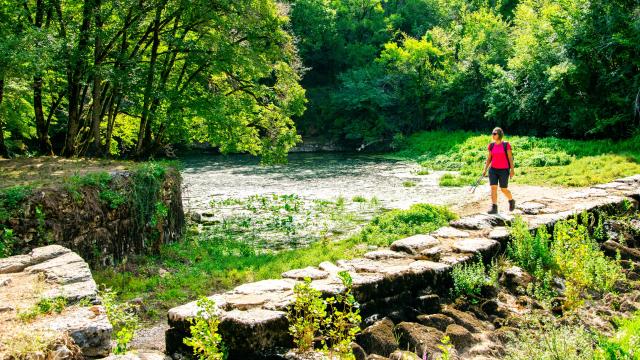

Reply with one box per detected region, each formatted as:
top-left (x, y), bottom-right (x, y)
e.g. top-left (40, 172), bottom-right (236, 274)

top-left (508, 149), bottom-right (515, 178)
top-left (483, 150), bottom-right (492, 176)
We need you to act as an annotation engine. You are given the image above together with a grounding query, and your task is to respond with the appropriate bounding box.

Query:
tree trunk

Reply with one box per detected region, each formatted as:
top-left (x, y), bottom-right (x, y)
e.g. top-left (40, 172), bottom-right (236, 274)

top-left (33, 0), bottom-right (53, 155)
top-left (87, 0), bottom-right (103, 156)
top-left (136, 5), bottom-right (162, 157)
top-left (63, 0), bottom-right (93, 157)
top-left (0, 78), bottom-right (9, 158)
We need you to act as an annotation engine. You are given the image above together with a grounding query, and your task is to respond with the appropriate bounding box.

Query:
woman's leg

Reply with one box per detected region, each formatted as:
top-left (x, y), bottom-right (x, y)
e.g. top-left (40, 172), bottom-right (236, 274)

top-left (500, 187), bottom-right (513, 200)
top-left (491, 185), bottom-right (498, 204)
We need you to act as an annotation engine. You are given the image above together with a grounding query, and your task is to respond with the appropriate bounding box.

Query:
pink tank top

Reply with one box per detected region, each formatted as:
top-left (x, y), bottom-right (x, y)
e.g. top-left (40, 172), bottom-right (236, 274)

top-left (488, 142), bottom-right (511, 169)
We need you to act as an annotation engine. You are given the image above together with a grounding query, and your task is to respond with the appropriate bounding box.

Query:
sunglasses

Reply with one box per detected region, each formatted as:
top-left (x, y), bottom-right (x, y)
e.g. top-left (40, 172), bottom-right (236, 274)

top-left (492, 132), bottom-right (498, 135)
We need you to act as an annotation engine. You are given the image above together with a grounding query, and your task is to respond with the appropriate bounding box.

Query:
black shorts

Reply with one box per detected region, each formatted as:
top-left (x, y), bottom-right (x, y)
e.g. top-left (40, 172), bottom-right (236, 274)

top-left (489, 168), bottom-right (510, 188)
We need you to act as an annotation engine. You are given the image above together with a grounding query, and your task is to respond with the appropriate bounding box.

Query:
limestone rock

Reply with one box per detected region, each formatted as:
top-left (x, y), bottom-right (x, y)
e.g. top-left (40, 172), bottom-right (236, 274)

top-left (389, 350), bottom-right (421, 360)
top-left (418, 246), bottom-right (442, 261)
top-left (40, 306), bottom-right (112, 357)
top-left (390, 235), bottom-right (439, 255)
top-left (101, 350), bottom-right (169, 360)
top-left (219, 308), bottom-right (290, 357)
top-left (356, 318), bottom-right (398, 357)
top-left (518, 202), bottom-right (546, 215)
top-left (445, 324), bottom-right (473, 350)
top-left (441, 308), bottom-right (490, 333)
top-left (488, 227), bottom-right (510, 244)
top-left (366, 355), bottom-right (389, 360)
top-left (431, 227), bottom-right (469, 238)
top-left (364, 250), bottom-right (409, 260)
top-left (395, 322), bottom-right (444, 359)
top-left (352, 342), bottom-right (367, 360)
top-left (416, 314), bottom-right (454, 332)
top-left (282, 266), bottom-right (329, 280)
top-left (452, 238), bottom-right (500, 257)
top-left (232, 279), bottom-right (297, 295)
top-left (0, 254), bottom-right (33, 274)
top-left (499, 266), bottom-right (534, 294)
top-left (450, 214), bottom-right (509, 230)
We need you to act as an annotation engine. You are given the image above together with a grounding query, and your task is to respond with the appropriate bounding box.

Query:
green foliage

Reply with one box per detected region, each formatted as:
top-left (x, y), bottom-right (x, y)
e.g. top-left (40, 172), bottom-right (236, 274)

top-left (402, 181), bottom-right (417, 187)
top-left (359, 203), bottom-right (457, 247)
top-left (0, 185), bottom-right (31, 221)
top-left (595, 312), bottom-right (640, 360)
top-left (552, 214), bottom-right (626, 308)
top-left (438, 335), bottom-right (454, 360)
top-left (101, 289), bottom-right (139, 355)
top-left (451, 257), bottom-right (498, 298)
top-left (183, 297), bottom-right (226, 360)
top-left (18, 297), bottom-right (67, 322)
top-left (288, 278), bottom-right (327, 352)
top-left (393, 130), bottom-right (640, 187)
top-left (288, 271), bottom-right (361, 358)
top-left (507, 216), bottom-right (554, 276)
top-left (322, 271), bottom-right (361, 357)
top-left (504, 317), bottom-right (597, 360)
top-left (351, 195), bottom-right (367, 203)
top-left (0, 228), bottom-right (14, 257)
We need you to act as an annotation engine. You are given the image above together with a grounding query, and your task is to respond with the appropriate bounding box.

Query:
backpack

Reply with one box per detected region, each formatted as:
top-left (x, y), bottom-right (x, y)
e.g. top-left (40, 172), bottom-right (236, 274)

top-left (489, 142), bottom-right (511, 169)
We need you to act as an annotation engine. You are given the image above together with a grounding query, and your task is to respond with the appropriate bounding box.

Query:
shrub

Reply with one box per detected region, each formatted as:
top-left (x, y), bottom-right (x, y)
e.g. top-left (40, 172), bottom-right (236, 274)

top-left (322, 271), bottom-right (361, 357)
top-left (352, 195), bottom-right (367, 203)
top-left (507, 216), bottom-right (554, 275)
top-left (552, 214), bottom-right (625, 308)
top-left (183, 297), bottom-right (226, 360)
top-left (101, 289), bottom-right (139, 354)
top-left (18, 296), bottom-right (68, 322)
top-left (288, 278), bottom-right (327, 352)
top-left (451, 257), bottom-right (498, 298)
top-left (504, 318), bottom-right (596, 360)
top-left (0, 185), bottom-right (31, 222)
top-left (439, 173), bottom-right (475, 187)
top-left (287, 271), bottom-right (361, 358)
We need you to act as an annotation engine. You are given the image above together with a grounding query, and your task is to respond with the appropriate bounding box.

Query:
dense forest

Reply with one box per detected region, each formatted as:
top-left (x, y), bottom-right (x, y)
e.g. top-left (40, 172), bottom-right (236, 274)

top-left (1, 0), bottom-right (639, 160)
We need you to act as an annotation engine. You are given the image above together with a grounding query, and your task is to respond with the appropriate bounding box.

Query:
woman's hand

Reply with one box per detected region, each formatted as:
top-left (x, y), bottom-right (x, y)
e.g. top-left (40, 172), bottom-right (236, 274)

top-left (509, 168), bottom-right (515, 179)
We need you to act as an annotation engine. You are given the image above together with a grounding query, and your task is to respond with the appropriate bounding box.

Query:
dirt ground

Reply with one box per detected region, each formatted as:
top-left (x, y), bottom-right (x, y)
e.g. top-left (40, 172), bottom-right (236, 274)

top-left (0, 156), bottom-right (132, 189)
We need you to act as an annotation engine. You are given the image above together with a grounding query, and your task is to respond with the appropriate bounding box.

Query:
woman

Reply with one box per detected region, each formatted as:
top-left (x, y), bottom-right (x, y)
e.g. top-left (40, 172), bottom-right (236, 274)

top-left (482, 127), bottom-right (515, 214)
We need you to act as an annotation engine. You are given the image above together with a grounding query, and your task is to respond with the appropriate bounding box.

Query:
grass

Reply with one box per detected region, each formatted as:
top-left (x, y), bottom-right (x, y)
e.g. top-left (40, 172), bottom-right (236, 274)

top-left (93, 203), bottom-right (456, 318)
top-left (391, 131), bottom-right (640, 187)
top-left (596, 312), bottom-right (640, 359)
top-left (402, 180), bottom-right (417, 187)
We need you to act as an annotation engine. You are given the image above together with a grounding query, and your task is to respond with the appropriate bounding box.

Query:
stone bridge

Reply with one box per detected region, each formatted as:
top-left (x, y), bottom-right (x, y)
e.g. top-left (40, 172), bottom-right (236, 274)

top-left (165, 175), bottom-right (640, 359)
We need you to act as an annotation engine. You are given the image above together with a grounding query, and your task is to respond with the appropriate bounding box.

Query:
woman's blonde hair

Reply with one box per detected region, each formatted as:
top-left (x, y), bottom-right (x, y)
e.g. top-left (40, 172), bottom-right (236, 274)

top-left (493, 127), bottom-right (504, 140)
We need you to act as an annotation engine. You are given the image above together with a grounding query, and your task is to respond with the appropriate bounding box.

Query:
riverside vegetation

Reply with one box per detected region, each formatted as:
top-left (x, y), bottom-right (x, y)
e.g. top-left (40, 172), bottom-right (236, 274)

top-left (447, 209), bottom-right (640, 359)
top-left (392, 131), bottom-right (640, 187)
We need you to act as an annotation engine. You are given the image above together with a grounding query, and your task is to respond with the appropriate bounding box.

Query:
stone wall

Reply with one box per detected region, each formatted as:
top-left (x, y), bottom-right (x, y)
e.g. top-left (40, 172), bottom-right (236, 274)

top-left (165, 175), bottom-right (640, 359)
top-left (2, 168), bottom-right (184, 266)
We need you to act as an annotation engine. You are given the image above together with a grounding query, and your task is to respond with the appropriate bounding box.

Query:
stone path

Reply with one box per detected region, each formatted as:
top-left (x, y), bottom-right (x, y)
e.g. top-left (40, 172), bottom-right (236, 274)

top-left (165, 175), bottom-right (640, 358)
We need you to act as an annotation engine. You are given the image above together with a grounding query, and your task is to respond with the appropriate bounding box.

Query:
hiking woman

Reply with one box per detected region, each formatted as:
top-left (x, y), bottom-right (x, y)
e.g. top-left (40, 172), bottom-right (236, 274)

top-left (482, 127), bottom-right (515, 214)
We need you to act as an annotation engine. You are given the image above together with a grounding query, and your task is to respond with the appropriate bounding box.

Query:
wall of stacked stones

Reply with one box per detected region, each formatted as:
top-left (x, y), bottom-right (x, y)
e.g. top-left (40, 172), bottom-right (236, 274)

top-left (166, 175), bottom-right (640, 359)
top-left (2, 169), bottom-right (184, 266)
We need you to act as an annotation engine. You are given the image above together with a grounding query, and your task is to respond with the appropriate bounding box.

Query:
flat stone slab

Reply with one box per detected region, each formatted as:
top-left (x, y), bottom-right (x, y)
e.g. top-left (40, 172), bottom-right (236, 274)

top-left (518, 202), bottom-right (546, 215)
top-left (565, 188), bottom-right (609, 199)
top-left (390, 235), bottom-right (439, 254)
top-left (452, 238), bottom-right (500, 255)
top-left (0, 246), bottom-right (110, 357)
top-left (364, 249), bottom-right (409, 260)
top-left (430, 227), bottom-right (470, 238)
top-left (281, 266), bottom-right (329, 280)
top-left (232, 279), bottom-right (297, 295)
top-left (450, 214), bottom-right (511, 230)
top-left (488, 227), bottom-right (510, 242)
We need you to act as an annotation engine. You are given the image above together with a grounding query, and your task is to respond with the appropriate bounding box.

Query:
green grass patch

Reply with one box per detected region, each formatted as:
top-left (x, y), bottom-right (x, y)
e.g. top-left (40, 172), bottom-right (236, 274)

top-left (402, 180), bottom-right (417, 187)
top-left (392, 131), bottom-right (640, 187)
top-left (596, 312), bottom-right (640, 359)
top-left (93, 203), bottom-right (456, 317)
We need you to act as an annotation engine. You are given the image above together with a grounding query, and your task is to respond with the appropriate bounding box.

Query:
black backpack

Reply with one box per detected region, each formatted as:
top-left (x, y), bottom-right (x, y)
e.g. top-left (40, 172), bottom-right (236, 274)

top-left (489, 142), bottom-right (511, 168)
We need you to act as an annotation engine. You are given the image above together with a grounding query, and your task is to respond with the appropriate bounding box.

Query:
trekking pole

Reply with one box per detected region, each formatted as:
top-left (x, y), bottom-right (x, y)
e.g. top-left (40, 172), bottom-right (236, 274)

top-left (469, 173), bottom-right (484, 193)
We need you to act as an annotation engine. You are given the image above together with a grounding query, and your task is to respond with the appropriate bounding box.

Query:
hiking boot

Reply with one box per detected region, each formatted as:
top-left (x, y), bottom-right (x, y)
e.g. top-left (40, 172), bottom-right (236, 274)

top-left (509, 199), bottom-right (516, 212)
top-left (488, 204), bottom-right (498, 214)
